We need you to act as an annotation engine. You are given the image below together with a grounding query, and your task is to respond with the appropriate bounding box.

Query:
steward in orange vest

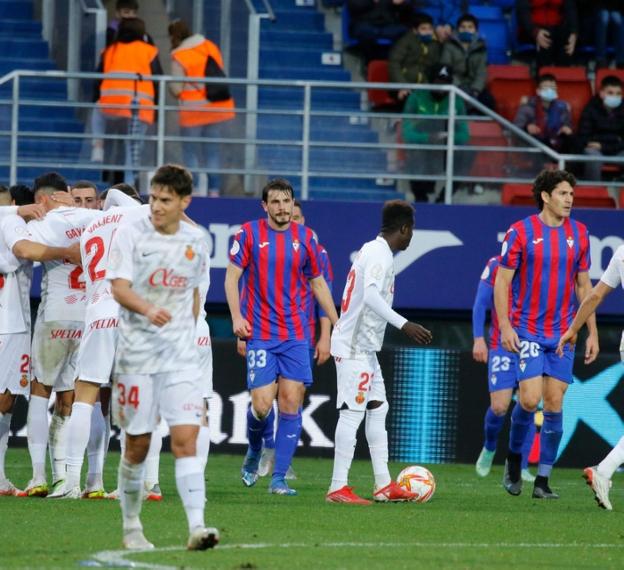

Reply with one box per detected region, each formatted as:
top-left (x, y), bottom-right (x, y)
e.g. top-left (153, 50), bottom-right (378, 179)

top-left (96, 17), bottom-right (163, 125)
top-left (169, 20), bottom-right (235, 128)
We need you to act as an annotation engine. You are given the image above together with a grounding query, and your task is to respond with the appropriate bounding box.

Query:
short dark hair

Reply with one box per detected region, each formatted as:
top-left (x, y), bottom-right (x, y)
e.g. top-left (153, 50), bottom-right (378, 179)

top-left (116, 0), bottom-right (138, 10)
top-left (381, 200), bottom-right (415, 233)
top-left (532, 169), bottom-right (576, 211)
top-left (101, 182), bottom-right (142, 203)
top-left (0, 185), bottom-right (10, 206)
top-left (261, 178), bottom-right (294, 203)
top-left (600, 75), bottom-right (623, 90)
top-left (150, 164), bottom-right (193, 197)
top-left (9, 184), bottom-right (34, 206)
top-left (457, 13), bottom-right (479, 29)
top-left (71, 180), bottom-right (98, 193)
top-left (168, 19), bottom-right (192, 43)
top-left (33, 172), bottom-right (67, 195)
top-left (293, 199), bottom-right (303, 211)
top-left (412, 12), bottom-right (433, 28)
top-left (537, 73), bottom-right (557, 85)
top-left (117, 17), bottom-right (146, 40)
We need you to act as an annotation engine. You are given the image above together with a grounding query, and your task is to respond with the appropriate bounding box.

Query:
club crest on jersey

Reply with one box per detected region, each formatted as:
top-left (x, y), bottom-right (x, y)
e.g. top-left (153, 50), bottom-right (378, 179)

top-left (490, 374), bottom-right (497, 386)
top-left (20, 374), bottom-right (28, 388)
top-left (355, 392), bottom-right (365, 404)
top-left (185, 245), bottom-right (195, 261)
top-left (249, 370), bottom-right (255, 383)
top-left (519, 360), bottom-right (526, 372)
top-left (292, 240), bottom-right (300, 252)
top-left (567, 236), bottom-right (574, 249)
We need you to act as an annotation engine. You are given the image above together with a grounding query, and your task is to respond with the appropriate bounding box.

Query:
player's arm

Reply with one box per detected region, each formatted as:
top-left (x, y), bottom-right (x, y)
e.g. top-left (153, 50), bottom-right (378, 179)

top-left (192, 287), bottom-right (200, 322)
top-left (309, 275), bottom-right (338, 325)
top-left (314, 316), bottom-right (332, 365)
top-left (494, 266), bottom-right (519, 353)
top-left (12, 239), bottom-right (81, 264)
top-left (363, 283), bottom-right (432, 345)
top-left (575, 271), bottom-right (600, 364)
top-left (224, 262), bottom-right (251, 338)
top-left (0, 249), bottom-right (20, 273)
top-left (110, 278), bottom-right (171, 327)
top-left (472, 279), bottom-right (492, 363)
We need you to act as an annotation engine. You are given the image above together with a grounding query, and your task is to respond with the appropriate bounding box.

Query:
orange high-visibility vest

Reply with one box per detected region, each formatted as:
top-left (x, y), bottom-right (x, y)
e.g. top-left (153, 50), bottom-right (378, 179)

top-left (98, 41), bottom-right (159, 125)
top-left (171, 39), bottom-right (235, 128)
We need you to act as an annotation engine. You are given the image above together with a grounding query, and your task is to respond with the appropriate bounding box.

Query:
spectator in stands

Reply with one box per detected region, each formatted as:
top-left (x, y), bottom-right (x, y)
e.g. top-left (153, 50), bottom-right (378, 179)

top-left (388, 13), bottom-right (442, 104)
top-left (514, 73), bottom-right (574, 152)
top-left (416, 0), bottom-right (465, 43)
top-left (516, 0), bottom-right (578, 68)
top-left (595, 1), bottom-right (624, 69)
top-left (106, 0), bottom-right (153, 46)
top-left (440, 14), bottom-right (494, 112)
top-left (578, 75), bottom-right (624, 180)
top-left (347, 0), bottom-right (413, 62)
top-left (402, 64), bottom-right (469, 201)
top-left (168, 19), bottom-right (235, 198)
top-left (91, 17), bottom-right (163, 186)
top-left (70, 180), bottom-right (100, 209)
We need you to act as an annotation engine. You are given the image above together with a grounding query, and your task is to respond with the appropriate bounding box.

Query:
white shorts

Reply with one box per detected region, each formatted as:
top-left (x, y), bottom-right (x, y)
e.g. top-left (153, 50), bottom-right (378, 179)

top-left (0, 332), bottom-right (31, 396)
top-left (32, 320), bottom-right (83, 392)
top-left (112, 370), bottom-right (204, 435)
top-left (77, 322), bottom-right (118, 385)
top-left (335, 353), bottom-right (386, 411)
top-left (196, 333), bottom-right (213, 399)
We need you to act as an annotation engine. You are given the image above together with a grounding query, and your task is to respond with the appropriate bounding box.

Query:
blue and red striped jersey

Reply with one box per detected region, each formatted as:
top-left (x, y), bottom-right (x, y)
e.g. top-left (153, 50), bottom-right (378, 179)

top-left (300, 242), bottom-right (334, 344)
top-left (500, 214), bottom-right (590, 342)
top-left (229, 218), bottom-right (323, 341)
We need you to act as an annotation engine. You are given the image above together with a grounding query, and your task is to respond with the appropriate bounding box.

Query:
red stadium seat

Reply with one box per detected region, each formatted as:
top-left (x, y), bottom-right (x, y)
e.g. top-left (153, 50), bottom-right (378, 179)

top-left (594, 69), bottom-right (624, 93)
top-left (502, 183), bottom-right (616, 208)
top-left (502, 183), bottom-right (533, 205)
top-left (539, 67), bottom-right (592, 128)
top-left (487, 65), bottom-right (535, 122)
top-left (367, 60), bottom-right (397, 110)
top-left (469, 121), bottom-right (508, 179)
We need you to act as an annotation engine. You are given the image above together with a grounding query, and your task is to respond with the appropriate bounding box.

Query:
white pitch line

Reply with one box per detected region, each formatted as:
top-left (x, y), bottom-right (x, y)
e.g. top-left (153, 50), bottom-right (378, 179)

top-left (90, 541), bottom-right (624, 569)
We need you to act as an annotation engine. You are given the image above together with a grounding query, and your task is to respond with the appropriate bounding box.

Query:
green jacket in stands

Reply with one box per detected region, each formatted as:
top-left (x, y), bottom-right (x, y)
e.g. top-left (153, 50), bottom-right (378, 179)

top-left (440, 35), bottom-right (488, 95)
top-left (388, 31), bottom-right (442, 84)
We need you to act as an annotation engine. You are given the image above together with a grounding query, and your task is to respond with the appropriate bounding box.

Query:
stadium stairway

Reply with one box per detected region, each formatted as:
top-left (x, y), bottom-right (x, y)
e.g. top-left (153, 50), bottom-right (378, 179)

top-left (205, 0), bottom-right (403, 201)
top-left (0, 0), bottom-right (98, 184)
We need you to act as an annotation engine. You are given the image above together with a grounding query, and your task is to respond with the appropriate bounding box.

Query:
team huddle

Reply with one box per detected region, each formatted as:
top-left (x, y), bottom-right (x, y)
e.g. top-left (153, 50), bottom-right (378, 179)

top-left (1, 166), bottom-right (622, 552)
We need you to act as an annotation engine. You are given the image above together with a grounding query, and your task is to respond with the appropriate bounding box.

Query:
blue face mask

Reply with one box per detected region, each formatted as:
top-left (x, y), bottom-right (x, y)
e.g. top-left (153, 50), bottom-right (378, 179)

top-left (538, 87), bottom-right (557, 102)
top-left (458, 31), bottom-right (474, 43)
top-left (419, 33), bottom-right (433, 44)
top-left (604, 95), bottom-right (622, 109)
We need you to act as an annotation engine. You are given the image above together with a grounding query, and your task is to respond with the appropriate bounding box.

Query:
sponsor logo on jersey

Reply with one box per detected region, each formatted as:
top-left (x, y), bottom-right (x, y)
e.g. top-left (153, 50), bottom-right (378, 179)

top-left (532, 238), bottom-right (543, 245)
top-left (50, 328), bottom-right (82, 340)
top-left (89, 318), bottom-right (119, 331)
top-left (148, 268), bottom-right (189, 288)
top-left (185, 245), bottom-right (195, 261)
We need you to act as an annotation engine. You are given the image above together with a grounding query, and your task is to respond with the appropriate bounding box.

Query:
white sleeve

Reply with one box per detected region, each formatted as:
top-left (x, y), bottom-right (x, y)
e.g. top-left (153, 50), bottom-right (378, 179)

top-left (0, 206), bottom-right (18, 219)
top-left (3, 215), bottom-right (31, 251)
top-left (363, 284), bottom-right (408, 330)
top-left (107, 224), bottom-right (136, 282)
top-left (600, 251), bottom-right (623, 289)
top-left (104, 189), bottom-right (140, 210)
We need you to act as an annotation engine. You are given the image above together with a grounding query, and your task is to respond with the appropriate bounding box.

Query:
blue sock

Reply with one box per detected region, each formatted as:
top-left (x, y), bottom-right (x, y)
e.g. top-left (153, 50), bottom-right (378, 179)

top-left (272, 412), bottom-right (300, 482)
top-left (296, 406), bottom-right (303, 442)
top-left (508, 403), bottom-right (534, 455)
top-left (246, 407), bottom-right (267, 454)
top-left (538, 411), bottom-right (563, 478)
top-left (521, 414), bottom-right (536, 469)
top-left (483, 407), bottom-right (505, 452)
top-left (262, 407), bottom-right (276, 450)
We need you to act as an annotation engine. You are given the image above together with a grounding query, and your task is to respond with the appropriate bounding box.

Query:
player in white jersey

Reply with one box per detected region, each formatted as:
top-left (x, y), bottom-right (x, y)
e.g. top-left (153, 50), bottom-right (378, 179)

top-left (10, 173), bottom-right (98, 497)
top-left (107, 164), bottom-right (218, 551)
top-left (326, 200), bottom-right (433, 505)
top-left (558, 245), bottom-right (624, 511)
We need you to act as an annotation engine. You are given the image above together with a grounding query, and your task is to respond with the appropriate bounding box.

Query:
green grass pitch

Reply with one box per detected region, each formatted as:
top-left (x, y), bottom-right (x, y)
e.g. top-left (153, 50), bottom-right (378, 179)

top-left (1, 448), bottom-right (623, 569)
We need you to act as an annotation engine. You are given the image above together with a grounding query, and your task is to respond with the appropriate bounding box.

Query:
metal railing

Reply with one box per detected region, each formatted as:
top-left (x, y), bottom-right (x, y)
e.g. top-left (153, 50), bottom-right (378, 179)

top-left (1, 69), bottom-right (623, 202)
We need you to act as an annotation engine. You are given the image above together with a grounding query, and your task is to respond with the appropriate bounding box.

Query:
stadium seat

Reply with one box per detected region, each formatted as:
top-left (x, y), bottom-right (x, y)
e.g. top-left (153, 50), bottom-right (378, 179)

top-left (502, 183), bottom-right (533, 205)
top-left (538, 67), bottom-right (592, 128)
top-left (479, 18), bottom-right (512, 64)
top-left (502, 183), bottom-right (616, 208)
top-left (487, 65), bottom-right (535, 122)
top-left (469, 120), bottom-right (508, 179)
top-left (366, 60), bottom-right (398, 110)
top-left (594, 68), bottom-right (624, 93)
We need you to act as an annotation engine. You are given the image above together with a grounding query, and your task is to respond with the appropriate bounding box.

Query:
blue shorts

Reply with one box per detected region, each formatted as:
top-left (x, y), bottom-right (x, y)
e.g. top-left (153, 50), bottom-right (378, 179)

top-left (246, 339), bottom-right (313, 390)
top-left (517, 337), bottom-right (574, 384)
top-left (487, 348), bottom-right (518, 393)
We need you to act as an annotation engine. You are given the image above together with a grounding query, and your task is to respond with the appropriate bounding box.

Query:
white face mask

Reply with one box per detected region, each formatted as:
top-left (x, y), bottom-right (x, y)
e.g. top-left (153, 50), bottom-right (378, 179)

top-left (604, 94), bottom-right (622, 109)
top-left (538, 87), bottom-right (557, 102)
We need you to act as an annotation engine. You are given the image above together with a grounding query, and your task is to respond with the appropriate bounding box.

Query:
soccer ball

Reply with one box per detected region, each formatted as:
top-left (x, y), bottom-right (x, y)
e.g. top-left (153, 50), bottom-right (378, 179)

top-left (396, 465), bottom-right (436, 503)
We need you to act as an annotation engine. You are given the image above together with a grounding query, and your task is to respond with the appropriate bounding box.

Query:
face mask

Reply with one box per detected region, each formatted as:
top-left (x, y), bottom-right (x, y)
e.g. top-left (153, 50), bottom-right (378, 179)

top-left (458, 31), bottom-right (474, 43)
top-left (604, 95), bottom-right (622, 109)
top-left (419, 33), bottom-right (433, 44)
top-left (538, 87), bottom-right (557, 102)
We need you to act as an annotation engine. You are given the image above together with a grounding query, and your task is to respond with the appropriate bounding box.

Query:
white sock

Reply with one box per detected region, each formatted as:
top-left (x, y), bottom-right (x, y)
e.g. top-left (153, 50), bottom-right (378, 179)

top-left (119, 458), bottom-right (145, 532)
top-left (0, 412), bottom-right (12, 481)
top-left (48, 411), bottom-right (70, 483)
top-left (598, 435), bottom-right (624, 480)
top-left (65, 402), bottom-right (93, 488)
top-left (86, 402), bottom-right (105, 489)
top-left (94, 412), bottom-right (111, 488)
top-left (175, 456), bottom-right (205, 532)
top-left (144, 431), bottom-right (162, 489)
top-left (197, 424), bottom-right (211, 473)
top-left (329, 409), bottom-right (365, 493)
top-left (27, 395), bottom-right (49, 481)
top-left (365, 402), bottom-right (391, 489)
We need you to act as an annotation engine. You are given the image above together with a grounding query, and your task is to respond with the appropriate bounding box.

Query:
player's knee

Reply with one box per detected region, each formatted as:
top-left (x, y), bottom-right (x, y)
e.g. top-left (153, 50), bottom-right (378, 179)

top-left (124, 436), bottom-right (150, 464)
top-left (542, 397), bottom-right (563, 413)
top-left (277, 392), bottom-right (300, 414)
top-left (170, 438), bottom-right (196, 458)
top-left (490, 402), bottom-right (509, 416)
top-left (518, 391), bottom-right (540, 411)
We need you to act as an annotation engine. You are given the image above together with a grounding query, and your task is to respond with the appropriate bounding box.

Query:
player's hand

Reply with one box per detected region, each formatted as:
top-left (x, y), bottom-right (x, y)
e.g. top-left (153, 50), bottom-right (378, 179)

top-left (536, 29), bottom-right (552, 50)
top-left (233, 316), bottom-right (252, 339)
top-left (565, 33), bottom-right (577, 56)
top-left (500, 325), bottom-right (520, 353)
top-left (16, 203), bottom-right (45, 221)
top-left (584, 332), bottom-right (599, 365)
top-left (146, 306), bottom-right (172, 327)
top-left (472, 337), bottom-right (488, 363)
top-left (402, 321), bottom-right (432, 345)
top-left (556, 328), bottom-right (577, 357)
top-left (51, 192), bottom-right (74, 206)
top-left (315, 336), bottom-right (331, 365)
top-left (64, 242), bottom-right (82, 266)
top-left (236, 338), bottom-right (247, 358)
